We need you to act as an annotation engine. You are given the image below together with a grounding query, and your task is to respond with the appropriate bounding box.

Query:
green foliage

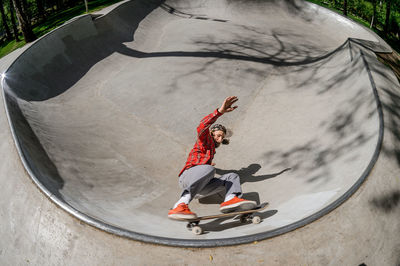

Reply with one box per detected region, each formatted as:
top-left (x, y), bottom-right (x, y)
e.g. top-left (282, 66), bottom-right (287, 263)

top-left (318, 0), bottom-right (399, 31)
top-left (349, 0), bottom-right (372, 21)
top-left (307, 0), bottom-right (399, 52)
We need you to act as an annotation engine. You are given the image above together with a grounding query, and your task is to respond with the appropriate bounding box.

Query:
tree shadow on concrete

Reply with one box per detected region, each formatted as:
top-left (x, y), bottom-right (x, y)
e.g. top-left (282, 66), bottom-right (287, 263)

top-left (6, 8), bottom-right (347, 102)
top-left (370, 190), bottom-right (400, 213)
top-left (254, 44), bottom-right (380, 185)
top-left (5, 0), bottom-right (371, 185)
top-left (7, 15), bottom-right (382, 191)
top-left (372, 51), bottom-right (400, 168)
top-left (363, 50), bottom-right (400, 221)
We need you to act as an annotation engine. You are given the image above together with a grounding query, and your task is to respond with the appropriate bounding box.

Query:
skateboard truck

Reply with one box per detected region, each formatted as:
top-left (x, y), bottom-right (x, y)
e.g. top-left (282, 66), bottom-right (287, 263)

top-left (184, 203), bottom-right (268, 235)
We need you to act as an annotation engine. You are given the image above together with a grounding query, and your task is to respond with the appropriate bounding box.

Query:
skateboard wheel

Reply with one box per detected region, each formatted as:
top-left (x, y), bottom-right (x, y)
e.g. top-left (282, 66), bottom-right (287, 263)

top-left (192, 226), bottom-right (203, 235)
top-left (252, 216), bottom-right (261, 224)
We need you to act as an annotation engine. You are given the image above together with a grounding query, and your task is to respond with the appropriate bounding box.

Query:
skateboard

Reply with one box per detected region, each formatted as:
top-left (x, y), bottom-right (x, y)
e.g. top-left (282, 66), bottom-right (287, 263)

top-left (178, 202), bottom-right (269, 235)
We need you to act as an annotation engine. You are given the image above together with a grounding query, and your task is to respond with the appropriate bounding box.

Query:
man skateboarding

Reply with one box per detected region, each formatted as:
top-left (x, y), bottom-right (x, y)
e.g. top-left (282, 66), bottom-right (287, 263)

top-left (168, 96), bottom-right (257, 220)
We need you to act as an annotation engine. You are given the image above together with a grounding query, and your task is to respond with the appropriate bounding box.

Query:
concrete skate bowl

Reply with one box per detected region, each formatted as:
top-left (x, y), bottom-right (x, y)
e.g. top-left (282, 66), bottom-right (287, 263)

top-left (1, 0), bottom-right (391, 247)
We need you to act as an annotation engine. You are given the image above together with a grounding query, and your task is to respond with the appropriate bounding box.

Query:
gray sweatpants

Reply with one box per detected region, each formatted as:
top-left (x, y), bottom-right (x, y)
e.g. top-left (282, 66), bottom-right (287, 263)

top-left (179, 164), bottom-right (242, 201)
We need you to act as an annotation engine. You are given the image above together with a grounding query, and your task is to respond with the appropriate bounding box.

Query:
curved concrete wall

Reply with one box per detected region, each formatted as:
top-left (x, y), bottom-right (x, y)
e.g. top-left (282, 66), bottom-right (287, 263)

top-left (0, 0), bottom-right (394, 247)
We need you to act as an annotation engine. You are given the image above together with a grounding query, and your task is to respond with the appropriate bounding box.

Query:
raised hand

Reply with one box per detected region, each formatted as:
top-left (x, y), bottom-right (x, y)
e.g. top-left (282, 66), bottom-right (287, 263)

top-left (218, 96), bottom-right (238, 114)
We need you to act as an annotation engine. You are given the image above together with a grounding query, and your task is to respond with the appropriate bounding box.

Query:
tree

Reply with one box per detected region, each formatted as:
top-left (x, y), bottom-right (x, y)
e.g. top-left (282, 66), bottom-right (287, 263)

top-left (11, 0), bottom-right (36, 42)
top-left (0, 0), bottom-right (12, 40)
top-left (384, 0), bottom-right (392, 34)
top-left (9, 0), bottom-right (19, 41)
top-left (56, 0), bottom-right (63, 11)
top-left (370, 0), bottom-right (377, 28)
top-left (36, 0), bottom-right (45, 20)
top-left (343, 0), bottom-right (348, 16)
top-left (21, 0), bottom-right (30, 19)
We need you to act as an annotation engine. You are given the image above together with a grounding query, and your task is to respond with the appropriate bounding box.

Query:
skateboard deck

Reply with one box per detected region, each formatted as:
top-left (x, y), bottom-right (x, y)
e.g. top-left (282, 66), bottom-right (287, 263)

top-left (178, 202), bottom-right (269, 235)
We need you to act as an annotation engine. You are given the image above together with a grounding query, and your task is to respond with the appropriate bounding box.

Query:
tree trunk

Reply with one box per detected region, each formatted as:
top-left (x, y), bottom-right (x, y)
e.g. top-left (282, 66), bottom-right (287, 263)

top-left (11, 0), bottom-right (36, 42)
top-left (36, 0), bottom-right (45, 20)
top-left (343, 0), bottom-right (348, 16)
top-left (84, 0), bottom-right (88, 13)
top-left (370, 0), bottom-right (377, 28)
top-left (9, 0), bottom-right (19, 41)
top-left (384, 0), bottom-right (392, 34)
top-left (21, 0), bottom-right (29, 17)
top-left (0, 0), bottom-right (12, 40)
top-left (56, 0), bottom-right (63, 11)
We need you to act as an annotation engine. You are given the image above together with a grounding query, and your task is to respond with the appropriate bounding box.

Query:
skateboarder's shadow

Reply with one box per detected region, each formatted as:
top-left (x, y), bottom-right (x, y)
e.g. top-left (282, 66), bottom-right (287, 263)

top-left (199, 164), bottom-right (291, 205)
top-left (200, 209), bottom-right (278, 234)
top-left (217, 164), bottom-right (291, 185)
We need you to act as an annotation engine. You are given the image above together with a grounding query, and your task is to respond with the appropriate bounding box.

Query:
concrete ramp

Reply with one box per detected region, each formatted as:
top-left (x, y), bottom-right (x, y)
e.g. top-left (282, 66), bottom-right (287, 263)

top-left (1, 0), bottom-right (389, 246)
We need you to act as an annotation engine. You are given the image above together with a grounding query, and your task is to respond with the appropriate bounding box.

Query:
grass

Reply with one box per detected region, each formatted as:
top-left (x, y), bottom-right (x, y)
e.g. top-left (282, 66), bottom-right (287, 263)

top-left (0, 0), bottom-right (123, 59)
top-left (0, 37), bottom-right (26, 58)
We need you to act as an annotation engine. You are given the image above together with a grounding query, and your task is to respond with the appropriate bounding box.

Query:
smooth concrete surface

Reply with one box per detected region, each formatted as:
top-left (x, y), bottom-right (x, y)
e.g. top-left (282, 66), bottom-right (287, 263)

top-left (0, 0), bottom-right (400, 263)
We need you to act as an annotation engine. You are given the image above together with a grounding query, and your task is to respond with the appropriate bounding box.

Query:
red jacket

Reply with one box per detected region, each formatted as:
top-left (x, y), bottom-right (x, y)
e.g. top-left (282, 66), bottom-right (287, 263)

top-left (179, 109), bottom-right (223, 176)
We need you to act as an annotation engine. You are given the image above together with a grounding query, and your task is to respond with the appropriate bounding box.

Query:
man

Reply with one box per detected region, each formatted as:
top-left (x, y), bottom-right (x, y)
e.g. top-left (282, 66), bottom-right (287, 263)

top-left (168, 96), bottom-right (257, 220)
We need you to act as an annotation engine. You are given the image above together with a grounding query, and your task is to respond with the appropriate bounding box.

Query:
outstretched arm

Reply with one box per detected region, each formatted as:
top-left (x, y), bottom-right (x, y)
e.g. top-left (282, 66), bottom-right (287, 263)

top-left (218, 96), bottom-right (238, 114)
top-left (197, 96), bottom-right (239, 137)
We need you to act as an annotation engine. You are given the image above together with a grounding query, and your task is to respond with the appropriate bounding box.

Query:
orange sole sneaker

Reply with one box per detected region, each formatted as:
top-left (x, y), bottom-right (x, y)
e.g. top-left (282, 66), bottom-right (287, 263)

top-left (168, 203), bottom-right (197, 220)
top-left (219, 197), bottom-right (257, 213)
